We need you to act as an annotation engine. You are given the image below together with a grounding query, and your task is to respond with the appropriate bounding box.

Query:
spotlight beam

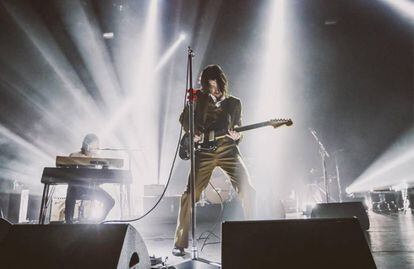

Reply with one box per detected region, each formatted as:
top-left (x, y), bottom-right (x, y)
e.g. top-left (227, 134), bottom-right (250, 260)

top-left (1, 1), bottom-right (103, 121)
top-left (100, 33), bottom-right (185, 140)
top-left (155, 33), bottom-right (186, 72)
top-left (378, 0), bottom-right (414, 23)
top-left (0, 124), bottom-right (54, 163)
top-left (55, 0), bottom-right (122, 108)
top-left (348, 128), bottom-right (414, 193)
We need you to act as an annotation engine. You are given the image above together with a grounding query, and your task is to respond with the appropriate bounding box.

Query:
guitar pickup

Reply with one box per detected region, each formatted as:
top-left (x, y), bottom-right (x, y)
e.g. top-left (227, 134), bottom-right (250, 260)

top-left (208, 130), bottom-right (215, 142)
top-left (200, 131), bottom-right (215, 143)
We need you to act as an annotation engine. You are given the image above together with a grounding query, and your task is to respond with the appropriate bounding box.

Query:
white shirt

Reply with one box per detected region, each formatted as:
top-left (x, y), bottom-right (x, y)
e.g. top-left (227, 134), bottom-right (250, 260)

top-left (209, 94), bottom-right (225, 107)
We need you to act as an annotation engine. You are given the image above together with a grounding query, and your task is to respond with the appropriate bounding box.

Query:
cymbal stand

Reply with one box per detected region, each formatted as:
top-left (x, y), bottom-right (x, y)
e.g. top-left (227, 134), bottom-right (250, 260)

top-left (309, 128), bottom-right (330, 203)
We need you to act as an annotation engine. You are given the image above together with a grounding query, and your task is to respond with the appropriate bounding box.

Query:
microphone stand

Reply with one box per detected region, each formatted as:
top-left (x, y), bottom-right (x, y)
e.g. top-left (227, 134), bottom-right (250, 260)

top-left (187, 46), bottom-right (198, 260)
top-left (174, 48), bottom-right (220, 269)
top-left (309, 129), bottom-right (330, 203)
top-left (333, 150), bottom-right (343, 202)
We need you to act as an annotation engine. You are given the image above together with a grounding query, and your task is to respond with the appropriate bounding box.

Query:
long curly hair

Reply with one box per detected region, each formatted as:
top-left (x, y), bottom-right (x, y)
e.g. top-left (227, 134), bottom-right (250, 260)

top-left (200, 64), bottom-right (229, 97)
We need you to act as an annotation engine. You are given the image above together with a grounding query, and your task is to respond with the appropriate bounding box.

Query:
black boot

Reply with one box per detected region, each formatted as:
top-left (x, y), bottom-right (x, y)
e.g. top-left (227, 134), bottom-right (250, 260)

top-left (172, 246), bottom-right (186, 257)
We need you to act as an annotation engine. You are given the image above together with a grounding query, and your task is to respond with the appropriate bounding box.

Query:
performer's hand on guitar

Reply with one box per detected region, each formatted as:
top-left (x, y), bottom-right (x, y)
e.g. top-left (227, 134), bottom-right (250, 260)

top-left (226, 129), bottom-right (241, 141)
top-left (194, 134), bottom-right (202, 143)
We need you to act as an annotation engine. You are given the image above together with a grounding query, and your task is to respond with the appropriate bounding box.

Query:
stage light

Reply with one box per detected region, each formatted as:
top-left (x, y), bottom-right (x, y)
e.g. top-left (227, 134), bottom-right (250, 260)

top-left (378, 0), bottom-right (414, 22)
top-left (179, 32), bottom-right (186, 40)
top-left (89, 201), bottom-right (105, 221)
top-left (347, 127), bottom-right (414, 193)
top-left (303, 202), bottom-right (317, 210)
top-left (103, 32), bottom-right (114, 39)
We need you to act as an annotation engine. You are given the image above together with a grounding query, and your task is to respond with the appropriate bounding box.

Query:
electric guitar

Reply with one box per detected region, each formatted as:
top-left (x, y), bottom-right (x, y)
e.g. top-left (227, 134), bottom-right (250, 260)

top-left (179, 118), bottom-right (293, 160)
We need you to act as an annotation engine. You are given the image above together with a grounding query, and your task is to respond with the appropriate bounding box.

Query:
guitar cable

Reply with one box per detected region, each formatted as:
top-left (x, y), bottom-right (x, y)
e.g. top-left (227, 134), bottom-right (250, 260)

top-left (103, 66), bottom-right (225, 254)
top-left (102, 126), bottom-right (182, 224)
top-left (102, 63), bottom-right (190, 224)
top-left (198, 182), bottom-right (224, 252)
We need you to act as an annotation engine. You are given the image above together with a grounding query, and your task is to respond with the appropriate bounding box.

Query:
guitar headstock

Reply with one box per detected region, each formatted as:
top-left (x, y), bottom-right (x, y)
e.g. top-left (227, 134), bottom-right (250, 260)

top-left (269, 118), bottom-right (293, 128)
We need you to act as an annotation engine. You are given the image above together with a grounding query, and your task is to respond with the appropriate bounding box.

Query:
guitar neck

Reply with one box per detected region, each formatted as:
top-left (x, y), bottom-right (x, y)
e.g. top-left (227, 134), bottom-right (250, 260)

top-left (234, 121), bottom-right (272, 133)
top-left (210, 119), bottom-right (291, 139)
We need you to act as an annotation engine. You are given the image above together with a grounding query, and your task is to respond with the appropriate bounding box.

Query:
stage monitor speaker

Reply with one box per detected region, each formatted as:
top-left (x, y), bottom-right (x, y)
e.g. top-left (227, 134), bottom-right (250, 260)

top-left (0, 224), bottom-right (150, 269)
top-left (222, 218), bottom-right (376, 269)
top-left (311, 201), bottom-right (370, 230)
top-left (0, 191), bottom-right (29, 223)
top-left (0, 218), bottom-right (11, 242)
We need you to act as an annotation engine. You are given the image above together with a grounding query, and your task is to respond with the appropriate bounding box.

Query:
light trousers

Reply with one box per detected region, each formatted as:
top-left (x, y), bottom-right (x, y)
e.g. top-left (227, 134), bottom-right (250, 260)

top-left (174, 139), bottom-right (256, 248)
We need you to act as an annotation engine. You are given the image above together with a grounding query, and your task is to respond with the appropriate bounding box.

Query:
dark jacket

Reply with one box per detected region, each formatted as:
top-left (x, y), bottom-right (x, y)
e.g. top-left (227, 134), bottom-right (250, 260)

top-left (179, 90), bottom-right (242, 134)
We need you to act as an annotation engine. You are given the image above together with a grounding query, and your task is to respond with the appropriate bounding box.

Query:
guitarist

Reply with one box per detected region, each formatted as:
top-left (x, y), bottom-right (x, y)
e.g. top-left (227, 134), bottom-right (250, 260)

top-left (173, 64), bottom-right (256, 256)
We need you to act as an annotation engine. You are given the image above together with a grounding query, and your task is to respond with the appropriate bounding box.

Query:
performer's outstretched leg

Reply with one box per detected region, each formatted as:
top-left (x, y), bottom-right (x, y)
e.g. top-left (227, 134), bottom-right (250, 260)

top-left (173, 153), bottom-right (216, 254)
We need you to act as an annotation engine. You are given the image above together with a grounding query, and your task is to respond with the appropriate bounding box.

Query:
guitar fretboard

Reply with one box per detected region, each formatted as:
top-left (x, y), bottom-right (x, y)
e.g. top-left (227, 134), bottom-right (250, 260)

top-left (234, 121), bottom-right (273, 132)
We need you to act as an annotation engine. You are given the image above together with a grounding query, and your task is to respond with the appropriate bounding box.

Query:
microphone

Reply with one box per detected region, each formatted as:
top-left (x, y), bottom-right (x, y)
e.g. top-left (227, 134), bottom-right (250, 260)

top-left (308, 128), bottom-right (318, 138)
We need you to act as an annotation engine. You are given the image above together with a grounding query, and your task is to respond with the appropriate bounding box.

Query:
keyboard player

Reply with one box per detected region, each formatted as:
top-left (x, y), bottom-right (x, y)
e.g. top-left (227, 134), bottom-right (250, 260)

top-left (65, 133), bottom-right (115, 224)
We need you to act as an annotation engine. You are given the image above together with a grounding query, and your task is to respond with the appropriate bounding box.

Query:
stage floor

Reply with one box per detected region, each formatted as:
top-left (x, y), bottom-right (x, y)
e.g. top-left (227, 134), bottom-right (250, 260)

top-left (132, 211), bottom-right (414, 268)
